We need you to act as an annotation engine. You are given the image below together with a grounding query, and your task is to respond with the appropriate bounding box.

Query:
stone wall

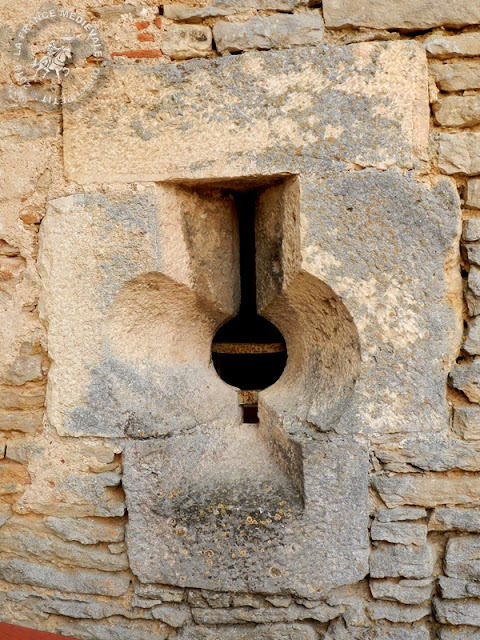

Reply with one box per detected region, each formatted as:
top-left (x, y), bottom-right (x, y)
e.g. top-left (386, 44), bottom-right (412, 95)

top-left (2, 1), bottom-right (480, 639)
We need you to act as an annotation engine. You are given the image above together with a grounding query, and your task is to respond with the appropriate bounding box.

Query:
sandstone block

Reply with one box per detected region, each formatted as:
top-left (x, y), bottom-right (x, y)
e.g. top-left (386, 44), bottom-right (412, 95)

top-left (45, 516), bottom-right (124, 545)
top-left (431, 508), bottom-right (480, 532)
top-left (371, 521), bottom-right (427, 546)
top-left (213, 13), bottom-right (324, 54)
top-left (434, 596), bottom-right (480, 625)
top-left (0, 384), bottom-right (45, 411)
top-left (161, 25), bottom-right (212, 60)
top-left (439, 133), bottom-right (480, 175)
top-left (63, 43), bottom-right (429, 183)
top-left (467, 180), bottom-right (480, 210)
top-left (0, 409), bottom-right (43, 434)
top-left (376, 507), bottom-right (427, 522)
top-left (431, 61), bottom-right (480, 91)
top-left (425, 33), bottom-right (480, 59)
top-left (445, 536), bottom-right (480, 580)
top-left (164, 1), bottom-right (301, 21)
top-left (465, 318), bottom-right (480, 355)
top-left (464, 219), bottom-right (480, 242)
top-left (323, 0), bottom-right (480, 30)
top-left (369, 578), bottom-right (434, 604)
top-left (370, 543), bottom-right (435, 579)
top-left (0, 460), bottom-right (30, 495)
top-left (434, 96), bottom-right (480, 128)
top-left (373, 472), bottom-right (480, 507)
top-left (367, 601), bottom-right (430, 622)
top-left (450, 359), bottom-right (480, 402)
top-left (0, 555), bottom-right (130, 596)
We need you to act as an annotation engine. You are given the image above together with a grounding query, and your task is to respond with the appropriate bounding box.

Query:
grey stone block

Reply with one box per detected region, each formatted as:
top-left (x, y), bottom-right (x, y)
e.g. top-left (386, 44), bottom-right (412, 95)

top-left (445, 536), bottom-right (480, 580)
top-left (431, 508), bottom-right (480, 532)
top-left (179, 623), bottom-right (317, 640)
top-left (367, 601), bottom-right (430, 622)
top-left (466, 180), bottom-right (480, 210)
top-left (375, 507), bottom-right (427, 522)
top-left (164, 0), bottom-right (303, 21)
top-left (371, 521), bottom-right (427, 546)
top-left (369, 578), bottom-right (434, 604)
top-left (464, 219), bottom-right (480, 242)
top-left (449, 358), bottom-right (480, 402)
top-left (434, 596), bottom-right (480, 625)
top-left (45, 516), bottom-right (124, 544)
top-left (370, 543), bottom-right (435, 579)
top-left (431, 62), bottom-right (480, 92)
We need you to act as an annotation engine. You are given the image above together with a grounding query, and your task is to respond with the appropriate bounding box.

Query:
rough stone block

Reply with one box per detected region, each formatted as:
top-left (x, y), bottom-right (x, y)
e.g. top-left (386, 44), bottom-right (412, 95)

top-left (434, 96), bottom-right (480, 128)
top-left (439, 133), bottom-right (480, 176)
top-left (369, 543), bottom-right (435, 579)
top-left (0, 384), bottom-right (45, 411)
top-left (376, 507), bottom-right (427, 522)
top-left (464, 219), bottom-right (480, 242)
top-left (367, 601), bottom-right (430, 622)
top-left (52, 616), bottom-right (171, 640)
top-left (371, 521), bottom-right (427, 546)
top-left (373, 472), bottom-right (480, 507)
top-left (63, 43), bottom-right (429, 183)
top-left (465, 318), bottom-right (480, 355)
top-left (431, 508), bottom-right (480, 532)
top-left (0, 460), bottom-right (30, 495)
top-left (161, 25), bottom-right (212, 60)
top-left (467, 180), bottom-right (480, 210)
top-left (450, 359), bottom-right (480, 402)
top-left (438, 629), bottom-right (480, 640)
top-left (44, 517), bottom-right (124, 545)
top-left (431, 61), bottom-right (480, 92)
top-left (445, 536), bottom-right (480, 580)
top-left (213, 13), bottom-right (324, 54)
top-left (438, 576), bottom-right (471, 599)
top-left (369, 578), bottom-right (434, 604)
top-left (323, 0), bottom-right (480, 30)
top-left (164, 1), bottom-right (303, 21)
top-left (425, 33), bottom-right (480, 59)
top-left (0, 409), bottom-right (43, 433)
top-left (434, 597), bottom-right (480, 626)
top-left (191, 603), bottom-right (343, 624)
top-left (179, 624), bottom-right (317, 640)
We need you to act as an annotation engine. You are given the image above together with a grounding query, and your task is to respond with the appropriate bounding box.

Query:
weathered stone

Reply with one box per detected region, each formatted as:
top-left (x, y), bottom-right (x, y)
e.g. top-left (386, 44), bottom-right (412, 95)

top-left (164, 1), bottom-right (302, 21)
top-left (439, 133), bottom-right (480, 176)
top-left (63, 43), bottom-right (429, 183)
top-left (425, 33), bottom-right (480, 59)
top-left (179, 623), bottom-right (317, 640)
top-left (0, 520), bottom-right (128, 571)
top-left (369, 578), bottom-right (434, 604)
top-left (2, 344), bottom-right (43, 385)
top-left (52, 615), bottom-right (171, 640)
top-left (434, 96), bottom-right (480, 128)
top-left (151, 604), bottom-right (191, 627)
top-left (44, 517), bottom-right (124, 545)
top-left (373, 472), bottom-right (480, 507)
top-left (465, 319), bottom-right (480, 356)
top-left (467, 181), bottom-right (480, 210)
top-left (134, 583), bottom-right (185, 602)
top-left (431, 61), bottom-right (480, 92)
top-left (434, 596), bottom-right (480, 625)
top-left (465, 219), bottom-right (480, 242)
top-left (323, 0), bottom-right (480, 29)
top-left (91, 4), bottom-right (146, 20)
top-left (0, 555), bottom-right (130, 596)
top-left (450, 359), bottom-right (480, 403)
top-left (438, 629), bottom-right (480, 640)
top-left (0, 384), bottom-right (45, 411)
top-left (438, 576), bottom-right (471, 599)
top-left (161, 25), bottom-right (212, 60)
top-left (470, 267), bottom-right (480, 298)
top-left (376, 507), bottom-right (427, 522)
top-left (0, 460), bottom-right (30, 495)
top-left (0, 409), bottom-right (43, 433)
top-left (371, 521), bottom-right (427, 546)
top-left (191, 602), bottom-right (344, 624)
top-left (431, 508), bottom-right (480, 532)
top-left (367, 601), bottom-right (430, 622)
top-left (25, 593), bottom-right (154, 622)
top-left (453, 404), bottom-right (480, 440)
top-left (370, 543), bottom-right (435, 579)
top-left (213, 14), bottom-right (324, 54)
top-left (445, 536), bottom-right (480, 580)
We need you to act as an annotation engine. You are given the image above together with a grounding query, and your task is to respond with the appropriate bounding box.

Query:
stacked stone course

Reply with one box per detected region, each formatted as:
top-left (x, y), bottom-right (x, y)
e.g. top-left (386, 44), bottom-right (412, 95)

top-left (4, 1), bottom-right (480, 638)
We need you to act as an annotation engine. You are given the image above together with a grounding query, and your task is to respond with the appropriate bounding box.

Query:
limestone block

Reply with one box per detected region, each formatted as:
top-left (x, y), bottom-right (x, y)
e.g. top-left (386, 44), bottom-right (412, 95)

top-left (465, 318), bottom-right (480, 355)
top-left (323, 0), bottom-right (480, 30)
top-left (431, 62), bottom-right (480, 91)
top-left (369, 578), bottom-right (434, 604)
top-left (0, 556), bottom-right (130, 596)
top-left (371, 521), bottom-right (427, 546)
top-left (450, 359), bottom-right (480, 402)
top-left (438, 576), bottom-right (471, 599)
top-left (467, 180), bottom-right (480, 210)
top-left (0, 384), bottom-right (45, 411)
top-left (0, 409), bottom-right (43, 433)
top-left (367, 601), bottom-right (430, 622)
top-left (213, 14), bottom-right (324, 54)
top-left (376, 507), bottom-right (427, 522)
top-left (466, 244), bottom-right (480, 267)
top-left (325, 621), bottom-right (430, 640)
top-left (179, 624), bottom-right (317, 640)
top-left (52, 616), bottom-right (171, 640)
top-left (152, 605), bottom-right (191, 627)
top-left (134, 583), bottom-right (185, 602)
top-left (434, 597), bottom-right (480, 626)
top-left (44, 517), bottom-right (124, 545)
top-left (373, 472), bottom-right (480, 507)
top-left (434, 96), bottom-right (480, 128)
top-left (191, 603), bottom-right (343, 624)
top-left (164, 1), bottom-right (303, 21)
top-left (439, 133), bottom-right (480, 175)
top-left (425, 33), bottom-right (480, 59)
top-left (467, 290), bottom-right (480, 317)
top-left (161, 25), bottom-right (212, 60)
top-left (369, 543), bottom-right (435, 579)
top-left (63, 43), bottom-right (429, 183)
top-left (464, 219), bottom-right (480, 242)
top-left (445, 536), bottom-right (480, 580)
top-left (431, 508), bottom-right (480, 532)
top-left (439, 629), bottom-right (480, 640)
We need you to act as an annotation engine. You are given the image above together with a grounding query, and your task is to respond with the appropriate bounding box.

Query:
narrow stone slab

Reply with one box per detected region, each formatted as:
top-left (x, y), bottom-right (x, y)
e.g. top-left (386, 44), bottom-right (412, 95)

top-left (373, 473), bottom-right (480, 508)
top-left (63, 42), bottom-right (429, 184)
top-left (431, 62), bottom-right (480, 92)
top-left (323, 0), bottom-right (480, 30)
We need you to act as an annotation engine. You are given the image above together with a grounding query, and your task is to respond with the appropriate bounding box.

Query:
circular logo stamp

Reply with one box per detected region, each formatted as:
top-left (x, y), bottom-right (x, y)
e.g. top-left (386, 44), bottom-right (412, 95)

top-left (12, 5), bottom-right (107, 106)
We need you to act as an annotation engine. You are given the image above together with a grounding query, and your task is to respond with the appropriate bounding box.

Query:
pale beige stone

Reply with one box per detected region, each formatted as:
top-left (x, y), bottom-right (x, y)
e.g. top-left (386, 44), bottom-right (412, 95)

top-left (434, 96), bottom-right (480, 128)
top-left (453, 406), bottom-right (480, 440)
top-left (425, 33), bottom-right (480, 59)
top-left (0, 409), bottom-right (43, 433)
top-left (431, 61), bottom-right (480, 91)
top-left (439, 133), bottom-right (480, 175)
top-left (161, 24), bottom-right (212, 60)
top-left (373, 472), bottom-right (480, 507)
top-left (464, 219), bottom-right (480, 242)
top-left (467, 179), bottom-right (480, 210)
